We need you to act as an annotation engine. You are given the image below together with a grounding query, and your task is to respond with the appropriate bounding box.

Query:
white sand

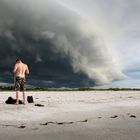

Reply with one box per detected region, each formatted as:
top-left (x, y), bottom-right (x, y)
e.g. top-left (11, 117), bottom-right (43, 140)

top-left (0, 91), bottom-right (140, 140)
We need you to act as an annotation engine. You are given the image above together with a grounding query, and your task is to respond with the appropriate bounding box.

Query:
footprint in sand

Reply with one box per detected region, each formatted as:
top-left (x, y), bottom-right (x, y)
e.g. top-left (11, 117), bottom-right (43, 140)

top-left (2, 124), bottom-right (26, 129)
top-left (35, 104), bottom-right (45, 107)
top-left (18, 125), bottom-right (26, 129)
top-left (130, 115), bottom-right (136, 118)
top-left (40, 119), bottom-right (88, 126)
top-left (110, 115), bottom-right (118, 118)
top-left (127, 113), bottom-right (136, 118)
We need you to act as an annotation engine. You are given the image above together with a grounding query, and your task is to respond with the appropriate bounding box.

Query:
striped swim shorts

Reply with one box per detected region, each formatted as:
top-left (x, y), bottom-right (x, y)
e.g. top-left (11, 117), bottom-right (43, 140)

top-left (15, 76), bottom-right (26, 91)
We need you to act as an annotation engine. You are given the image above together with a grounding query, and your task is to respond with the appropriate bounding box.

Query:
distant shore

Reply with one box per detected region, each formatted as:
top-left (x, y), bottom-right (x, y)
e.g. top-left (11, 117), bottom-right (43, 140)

top-left (0, 86), bottom-right (140, 91)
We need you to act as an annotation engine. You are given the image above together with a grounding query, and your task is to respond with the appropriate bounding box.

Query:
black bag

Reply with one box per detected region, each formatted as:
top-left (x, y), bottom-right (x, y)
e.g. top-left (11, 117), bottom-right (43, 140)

top-left (5, 97), bottom-right (22, 104)
top-left (27, 96), bottom-right (34, 103)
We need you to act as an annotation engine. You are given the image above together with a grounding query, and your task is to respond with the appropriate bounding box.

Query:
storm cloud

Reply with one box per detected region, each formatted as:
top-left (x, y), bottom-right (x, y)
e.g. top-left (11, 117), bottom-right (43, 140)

top-left (0, 0), bottom-right (124, 87)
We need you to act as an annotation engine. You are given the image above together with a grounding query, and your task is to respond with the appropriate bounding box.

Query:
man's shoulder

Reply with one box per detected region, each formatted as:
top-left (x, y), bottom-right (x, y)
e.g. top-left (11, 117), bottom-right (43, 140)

top-left (23, 63), bottom-right (28, 67)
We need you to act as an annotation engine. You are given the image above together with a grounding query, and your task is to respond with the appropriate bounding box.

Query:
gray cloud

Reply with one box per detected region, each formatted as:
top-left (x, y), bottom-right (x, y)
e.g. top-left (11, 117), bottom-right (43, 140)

top-left (0, 0), bottom-right (124, 87)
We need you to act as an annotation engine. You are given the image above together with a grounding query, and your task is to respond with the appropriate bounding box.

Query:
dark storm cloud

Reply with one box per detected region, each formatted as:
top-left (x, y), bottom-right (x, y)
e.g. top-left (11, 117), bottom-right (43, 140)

top-left (0, 0), bottom-right (123, 87)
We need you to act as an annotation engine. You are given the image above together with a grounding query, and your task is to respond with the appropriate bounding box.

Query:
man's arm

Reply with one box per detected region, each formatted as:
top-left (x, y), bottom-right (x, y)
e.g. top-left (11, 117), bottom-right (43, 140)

top-left (13, 64), bottom-right (17, 74)
top-left (25, 65), bottom-right (29, 75)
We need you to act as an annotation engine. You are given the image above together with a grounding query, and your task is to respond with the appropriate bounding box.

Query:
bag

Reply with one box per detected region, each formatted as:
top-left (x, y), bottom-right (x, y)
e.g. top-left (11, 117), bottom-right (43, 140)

top-left (5, 97), bottom-right (22, 104)
top-left (27, 96), bottom-right (34, 103)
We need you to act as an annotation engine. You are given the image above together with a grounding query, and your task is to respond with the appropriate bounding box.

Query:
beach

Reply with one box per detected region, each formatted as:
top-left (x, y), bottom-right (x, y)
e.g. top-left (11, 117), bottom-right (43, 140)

top-left (0, 91), bottom-right (140, 140)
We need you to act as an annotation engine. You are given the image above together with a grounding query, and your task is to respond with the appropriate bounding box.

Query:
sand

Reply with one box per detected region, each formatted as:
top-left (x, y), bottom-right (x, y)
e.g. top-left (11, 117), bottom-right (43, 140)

top-left (0, 91), bottom-right (140, 140)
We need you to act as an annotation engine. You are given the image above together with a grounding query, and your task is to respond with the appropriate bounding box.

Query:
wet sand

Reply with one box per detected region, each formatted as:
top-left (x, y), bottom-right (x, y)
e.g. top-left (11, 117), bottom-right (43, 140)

top-left (0, 91), bottom-right (140, 140)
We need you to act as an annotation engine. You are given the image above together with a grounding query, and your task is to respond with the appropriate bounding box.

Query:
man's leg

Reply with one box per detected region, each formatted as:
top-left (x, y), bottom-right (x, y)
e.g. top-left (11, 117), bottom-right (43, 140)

top-left (23, 91), bottom-right (26, 105)
top-left (22, 78), bottom-right (26, 105)
top-left (16, 91), bottom-right (19, 105)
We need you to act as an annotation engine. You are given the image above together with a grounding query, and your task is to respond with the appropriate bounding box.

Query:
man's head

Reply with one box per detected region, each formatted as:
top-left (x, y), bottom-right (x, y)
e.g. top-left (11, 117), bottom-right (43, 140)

top-left (16, 58), bottom-right (21, 63)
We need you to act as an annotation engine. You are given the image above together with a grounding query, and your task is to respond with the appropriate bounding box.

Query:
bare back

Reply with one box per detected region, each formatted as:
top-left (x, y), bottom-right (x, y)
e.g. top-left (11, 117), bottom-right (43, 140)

top-left (13, 62), bottom-right (29, 78)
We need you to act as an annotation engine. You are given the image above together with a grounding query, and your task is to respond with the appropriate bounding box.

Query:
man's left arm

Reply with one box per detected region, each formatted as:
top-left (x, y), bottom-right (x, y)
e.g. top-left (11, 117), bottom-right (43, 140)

top-left (13, 64), bottom-right (17, 74)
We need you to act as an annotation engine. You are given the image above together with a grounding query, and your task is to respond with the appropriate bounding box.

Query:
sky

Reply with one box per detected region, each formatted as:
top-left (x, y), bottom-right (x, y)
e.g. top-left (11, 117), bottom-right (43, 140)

top-left (0, 0), bottom-right (140, 88)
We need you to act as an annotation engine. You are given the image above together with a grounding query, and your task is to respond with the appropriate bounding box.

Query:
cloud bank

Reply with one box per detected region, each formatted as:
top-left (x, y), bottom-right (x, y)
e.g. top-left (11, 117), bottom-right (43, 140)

top-left (0, 0), bottom-right (124, 87)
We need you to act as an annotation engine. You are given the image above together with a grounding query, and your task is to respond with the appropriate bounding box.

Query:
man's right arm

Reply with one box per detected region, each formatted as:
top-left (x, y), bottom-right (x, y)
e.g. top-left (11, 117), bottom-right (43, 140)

top-left (25, 65), bottom-right (29, 75)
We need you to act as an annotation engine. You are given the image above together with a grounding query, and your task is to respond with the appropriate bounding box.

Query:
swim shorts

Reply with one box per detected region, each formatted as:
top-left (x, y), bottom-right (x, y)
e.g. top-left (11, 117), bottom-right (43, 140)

top-left (15, 76), bottom-right (25, 91)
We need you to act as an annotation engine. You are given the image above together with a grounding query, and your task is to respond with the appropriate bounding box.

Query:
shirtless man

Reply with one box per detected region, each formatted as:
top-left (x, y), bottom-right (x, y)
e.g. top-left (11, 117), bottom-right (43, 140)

top-left (13, 58), bottom-right (29, 105)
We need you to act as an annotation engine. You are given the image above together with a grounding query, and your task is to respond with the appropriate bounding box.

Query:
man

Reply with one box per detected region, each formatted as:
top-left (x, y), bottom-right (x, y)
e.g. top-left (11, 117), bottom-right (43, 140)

top-left (13, 58), bottom-right (29, 105)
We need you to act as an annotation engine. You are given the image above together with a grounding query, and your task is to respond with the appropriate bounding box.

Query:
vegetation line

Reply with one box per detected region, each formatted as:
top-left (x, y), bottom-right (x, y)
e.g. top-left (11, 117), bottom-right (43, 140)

top-left (0, 86), bottom-right (140, 91)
